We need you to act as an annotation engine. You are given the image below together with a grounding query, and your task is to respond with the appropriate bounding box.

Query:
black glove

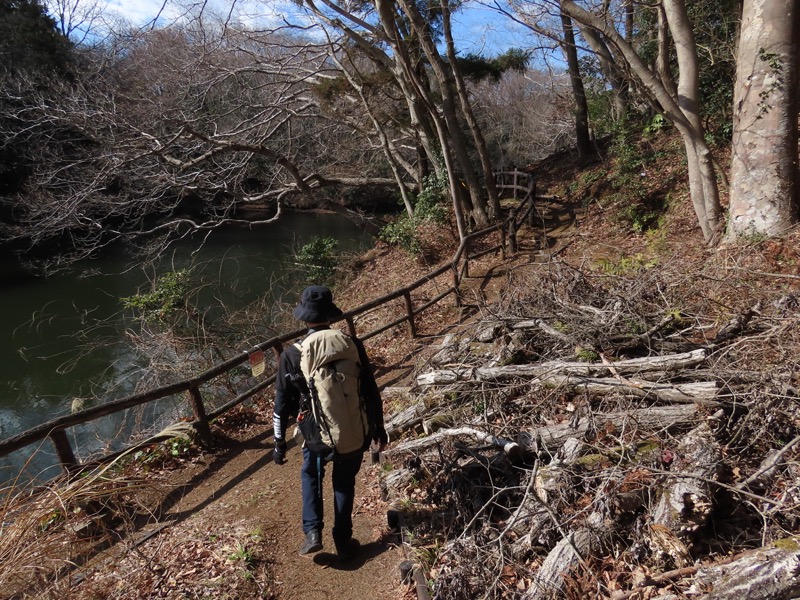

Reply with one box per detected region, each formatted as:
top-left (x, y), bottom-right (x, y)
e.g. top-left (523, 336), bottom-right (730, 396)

top-left (273, 438), bottom-right (287, 465)
top-left (373, 427), bottom-right (388, 451)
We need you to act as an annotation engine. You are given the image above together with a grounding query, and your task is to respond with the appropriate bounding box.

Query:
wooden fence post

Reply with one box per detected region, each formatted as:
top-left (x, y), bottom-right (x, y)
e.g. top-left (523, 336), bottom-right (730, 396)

top-left (403, 291), bottom-right (417, 338)
top-left (513, 169), bottom-right (519, 200)
top-left (346, 316), bottom-right (357, 338)
top-left (187, 385), bottom-right (213, 447)
top-left (49, 429), bottom-right (78, 474)
top-left (509, 208), bottom-right (518, 253)
top-left (527, 174), bottom-right (536, 227)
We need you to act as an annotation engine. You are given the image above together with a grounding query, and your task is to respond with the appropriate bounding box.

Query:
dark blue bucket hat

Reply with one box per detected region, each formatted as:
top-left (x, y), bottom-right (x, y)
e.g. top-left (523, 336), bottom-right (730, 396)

top-left (293, 285), bottom-right (343, 322)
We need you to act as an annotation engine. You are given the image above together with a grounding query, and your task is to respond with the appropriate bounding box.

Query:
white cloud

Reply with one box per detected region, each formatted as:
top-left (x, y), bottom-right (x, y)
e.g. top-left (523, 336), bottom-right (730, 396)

top-left (92, 0), bottom-right (522, 53)
top-left (97, 0), bottom-right (307, 30)
top-left (101, 0), bottom-right (177, 26)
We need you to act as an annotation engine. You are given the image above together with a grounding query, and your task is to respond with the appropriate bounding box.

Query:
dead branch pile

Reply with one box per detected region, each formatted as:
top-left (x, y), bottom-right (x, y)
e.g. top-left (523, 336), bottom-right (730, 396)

top-left (381, 259), bottom-right (800, 600)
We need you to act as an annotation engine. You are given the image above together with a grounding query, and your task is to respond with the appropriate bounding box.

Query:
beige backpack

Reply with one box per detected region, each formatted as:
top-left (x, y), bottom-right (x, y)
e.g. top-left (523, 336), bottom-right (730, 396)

top-left (297, 329), bottom-right (368, 455)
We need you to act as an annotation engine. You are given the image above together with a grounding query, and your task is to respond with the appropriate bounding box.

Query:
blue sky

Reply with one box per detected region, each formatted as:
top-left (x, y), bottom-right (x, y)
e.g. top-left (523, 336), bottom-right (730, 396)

top-left (95, 0), bottom-right (533, 57)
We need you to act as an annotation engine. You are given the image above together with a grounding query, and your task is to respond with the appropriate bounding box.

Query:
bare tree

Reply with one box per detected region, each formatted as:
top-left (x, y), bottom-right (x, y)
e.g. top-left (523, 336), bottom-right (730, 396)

top-left (492, 0), bottom-right (602, 156)
top-left (0, 17), bottom-right (390, 268)
top-left (470, 69), bottom-right (574, 168)
top-left (559, 6), bottom-right (593, 158)
top-left (44, 0), bottom-right (105, 46)
top-left (319, 44), bottom-right (419, 217)
top-left (296, 0), bottom-right (506, 237)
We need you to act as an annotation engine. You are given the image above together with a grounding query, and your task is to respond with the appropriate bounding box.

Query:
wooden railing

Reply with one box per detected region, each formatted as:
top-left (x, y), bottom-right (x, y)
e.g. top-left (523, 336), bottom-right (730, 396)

top-left (495, 168), bottom-right (535, 202)
top-left (496, 170), bottom-right (538, 253)
top-left (0, 209), bottom-right (532, 479)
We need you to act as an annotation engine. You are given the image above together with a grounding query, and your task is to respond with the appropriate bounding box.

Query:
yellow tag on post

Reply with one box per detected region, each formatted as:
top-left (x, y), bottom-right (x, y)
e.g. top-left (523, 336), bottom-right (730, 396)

top-left (249, 350), bottom-right (266, 377)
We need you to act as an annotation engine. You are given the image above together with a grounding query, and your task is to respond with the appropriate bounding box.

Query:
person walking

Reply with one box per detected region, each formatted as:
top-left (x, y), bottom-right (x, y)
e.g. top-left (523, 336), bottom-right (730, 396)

top-left (272, 285), bottom-right (388, 559)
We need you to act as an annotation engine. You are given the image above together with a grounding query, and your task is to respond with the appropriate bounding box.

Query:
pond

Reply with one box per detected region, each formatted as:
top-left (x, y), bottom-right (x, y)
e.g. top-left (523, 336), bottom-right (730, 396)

top-left (0, 211), bottom-right (373, 485)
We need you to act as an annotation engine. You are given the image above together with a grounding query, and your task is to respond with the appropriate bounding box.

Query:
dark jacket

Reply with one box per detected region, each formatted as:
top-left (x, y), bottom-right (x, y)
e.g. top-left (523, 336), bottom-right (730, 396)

top-left (272, 326), bottom-right (386, 447)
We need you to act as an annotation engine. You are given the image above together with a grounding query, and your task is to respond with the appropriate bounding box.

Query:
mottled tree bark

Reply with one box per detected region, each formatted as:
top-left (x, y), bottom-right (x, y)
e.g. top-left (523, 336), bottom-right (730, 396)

top-left (728, 0), bottom-right (800, 238)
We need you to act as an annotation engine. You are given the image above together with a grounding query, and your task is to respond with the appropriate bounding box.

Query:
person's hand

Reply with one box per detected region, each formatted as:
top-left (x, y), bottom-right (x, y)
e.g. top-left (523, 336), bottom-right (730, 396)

top-left (372, 427), bottom-right (388, 453)
top-left (273, 438), bottom-right (287, 465)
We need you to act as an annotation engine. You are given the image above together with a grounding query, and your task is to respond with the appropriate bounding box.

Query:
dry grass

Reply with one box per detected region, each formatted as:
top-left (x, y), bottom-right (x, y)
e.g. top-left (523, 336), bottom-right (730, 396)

top-left (0, 462), bottom-right (170, 598)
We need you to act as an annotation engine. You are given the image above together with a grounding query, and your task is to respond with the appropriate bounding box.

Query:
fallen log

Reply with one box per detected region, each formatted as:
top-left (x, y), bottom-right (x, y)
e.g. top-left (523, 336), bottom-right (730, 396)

top-left (651, 423), bottom-right (721, 537)
top-left (510, 319), bottom-right (574, 343)
top-left (612, 545), bottom-right (800, 599)
top-left (384, 426), bottom-right (521, 458)
top-left (522, 518), bottom-right (614, 600)
top-left (507, 462), bottom-right (571, 554)
top-left (517, 404), bottom-right (703, 456)
top-left (385, 399), bottom-right (431, 440)
top-left (416, 349), bottom-right (707, 386)
top-left (418, 373), bottom-right (717, 404)
top-left (381, 468), bottom-right (416, 504)
top-left (738, 434), bottom-right (800, 492)
top-left (535, 376), bottom-right (718, 404)
top-left (688, 545), bottom-right (800, 599)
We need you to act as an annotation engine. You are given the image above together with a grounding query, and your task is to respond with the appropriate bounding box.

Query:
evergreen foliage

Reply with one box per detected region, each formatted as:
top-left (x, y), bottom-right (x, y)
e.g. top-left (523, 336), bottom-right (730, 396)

top-left (456, 48), bottom-right (530, 82)
top-left (380, 171), bottom-right (448, 255)
top-left (0, 0), bottom-right (73, 76)
top-left (296, 237), bottom-right (338, 287)
top-left (121, 270), bottom-right (192, 322)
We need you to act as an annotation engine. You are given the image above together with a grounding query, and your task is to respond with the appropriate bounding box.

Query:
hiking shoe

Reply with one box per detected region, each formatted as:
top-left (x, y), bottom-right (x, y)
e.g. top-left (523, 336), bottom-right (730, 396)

top-left (335, 538), bottom-right (360, 561)
top-left (299, 530), bottom-right (322, 556)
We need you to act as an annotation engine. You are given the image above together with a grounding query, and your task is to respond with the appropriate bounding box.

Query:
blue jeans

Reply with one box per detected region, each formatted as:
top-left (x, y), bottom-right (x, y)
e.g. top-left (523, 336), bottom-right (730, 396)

top-left (301, 447), bottom-right (364, 546)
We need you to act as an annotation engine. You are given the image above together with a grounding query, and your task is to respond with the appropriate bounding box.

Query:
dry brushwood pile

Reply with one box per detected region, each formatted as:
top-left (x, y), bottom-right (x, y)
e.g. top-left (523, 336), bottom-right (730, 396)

top-left (379, 243), bottom-right (800, 600)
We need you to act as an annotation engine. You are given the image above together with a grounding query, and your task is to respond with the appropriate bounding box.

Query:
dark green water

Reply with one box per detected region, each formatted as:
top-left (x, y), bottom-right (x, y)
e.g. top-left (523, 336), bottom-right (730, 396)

top-left (0, 212), bottom-right (372, 483)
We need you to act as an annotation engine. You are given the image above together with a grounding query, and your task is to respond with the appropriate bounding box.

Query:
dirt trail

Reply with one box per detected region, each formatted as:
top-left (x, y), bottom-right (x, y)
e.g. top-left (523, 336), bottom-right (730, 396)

top-left (159, 409), bottom-right (406, 600)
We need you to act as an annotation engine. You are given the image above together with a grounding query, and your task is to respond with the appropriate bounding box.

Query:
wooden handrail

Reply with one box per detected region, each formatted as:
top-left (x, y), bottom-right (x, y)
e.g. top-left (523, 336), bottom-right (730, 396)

top-left (0, 201), bottom-right (533, 478)
top-left (494, 169), bottom-right (534, 201)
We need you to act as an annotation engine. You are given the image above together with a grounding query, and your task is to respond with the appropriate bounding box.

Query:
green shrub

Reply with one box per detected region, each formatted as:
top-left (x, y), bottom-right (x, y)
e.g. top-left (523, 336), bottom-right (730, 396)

top-left (379, 172), bottom-right (448, 255)
top-left (379, 218), bottom-right (422, 255)
top-left (414, 172), bottom-right (448, 224)
top-left (121, 270), bottom-right (192, 321)
top-left (296, 237), bottom-right (338, 286)
top-left (617, 203), bottom-right (662, 234)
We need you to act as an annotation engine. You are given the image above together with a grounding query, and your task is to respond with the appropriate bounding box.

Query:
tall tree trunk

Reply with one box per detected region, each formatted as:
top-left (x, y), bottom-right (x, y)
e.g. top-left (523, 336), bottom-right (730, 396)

top-left (580, 28), bottom-right (628, 125)
top-left (624, 0), bottom-right (634, 43)
top-left (560, 8), bottom-right (593, 159)
top-left (440, 0), bottom-right (502, 220)
top-left (657, 3), bottom-right (678, 98)
top-left (663, 0), bottom-right (723, 241)
top-left (395, 0), bottom-right (490, 228)
top-left (728, 0), bottom-right (800, 238)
